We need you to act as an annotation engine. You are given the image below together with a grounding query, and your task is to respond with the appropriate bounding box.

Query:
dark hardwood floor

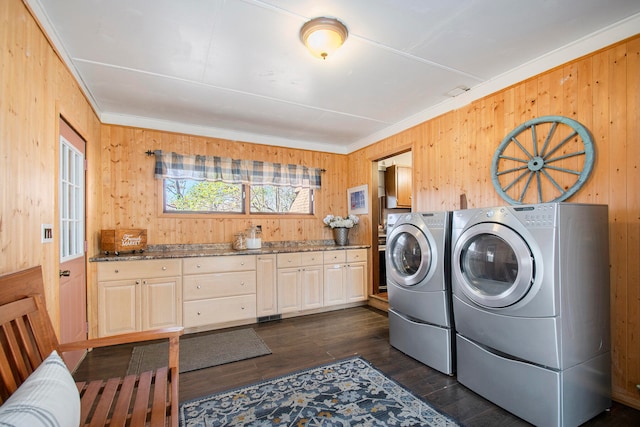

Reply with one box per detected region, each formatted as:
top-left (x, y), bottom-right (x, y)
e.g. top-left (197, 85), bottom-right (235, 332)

top-left (74, 306), bottom-right (640, 426)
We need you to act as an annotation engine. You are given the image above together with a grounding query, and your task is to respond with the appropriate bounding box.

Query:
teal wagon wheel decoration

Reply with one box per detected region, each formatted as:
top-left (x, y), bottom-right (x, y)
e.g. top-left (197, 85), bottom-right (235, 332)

top-left (491, 116), bottom-right (595, 205)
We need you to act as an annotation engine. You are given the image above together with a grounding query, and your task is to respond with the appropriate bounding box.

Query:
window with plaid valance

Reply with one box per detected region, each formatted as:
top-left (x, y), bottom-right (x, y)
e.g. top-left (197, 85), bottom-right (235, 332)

top-left (153, 150), bottom-right (322, 189)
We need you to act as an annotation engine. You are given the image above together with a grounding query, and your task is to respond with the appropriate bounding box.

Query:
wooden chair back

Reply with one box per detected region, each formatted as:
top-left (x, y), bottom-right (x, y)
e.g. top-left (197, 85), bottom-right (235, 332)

top-left (0, 266), bottom-right (183, 426)
top-left (0, 267), bottom-right (59, 402)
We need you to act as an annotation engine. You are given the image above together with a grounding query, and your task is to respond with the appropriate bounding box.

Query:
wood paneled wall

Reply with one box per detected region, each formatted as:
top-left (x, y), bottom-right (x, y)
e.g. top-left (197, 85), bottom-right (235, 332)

top-left (100, 126), bottom-right (349, 245)
top-left (5, 0), bottom-right (640, 410)
top-left (348, 35), bottom-right (640, 408)
top-left (1, 0), bottom-right (102, 330)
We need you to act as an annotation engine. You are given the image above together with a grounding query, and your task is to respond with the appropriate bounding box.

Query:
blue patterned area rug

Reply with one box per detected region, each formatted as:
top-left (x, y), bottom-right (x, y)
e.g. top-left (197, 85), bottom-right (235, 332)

top-left (179, 356), bottom-right (459, 426)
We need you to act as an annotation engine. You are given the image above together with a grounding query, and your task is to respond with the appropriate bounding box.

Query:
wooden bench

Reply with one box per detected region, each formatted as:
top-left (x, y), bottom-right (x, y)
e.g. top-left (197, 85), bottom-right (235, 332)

top-left (0, 266), bottom-right (184, 426)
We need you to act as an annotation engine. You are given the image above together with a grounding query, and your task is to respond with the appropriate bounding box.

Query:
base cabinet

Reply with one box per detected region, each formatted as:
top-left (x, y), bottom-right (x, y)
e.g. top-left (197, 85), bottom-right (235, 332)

top-left (182, 255), bottom-right (257, 328)
top-left (324, 249), bottom-right (367, 306)
top-left (97, 259), bottom-right (182, 337)
top-left (277, 252), bottom-right (323, 313)
top-left (95, 248), bottom-right (368, 334)
top-left (256, 255), bottom-right (277, 317)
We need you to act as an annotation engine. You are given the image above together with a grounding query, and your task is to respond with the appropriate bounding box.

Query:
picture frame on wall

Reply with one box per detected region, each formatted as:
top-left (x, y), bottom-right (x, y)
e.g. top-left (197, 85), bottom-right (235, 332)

top-left (348, 184), bottom-right (369, 215)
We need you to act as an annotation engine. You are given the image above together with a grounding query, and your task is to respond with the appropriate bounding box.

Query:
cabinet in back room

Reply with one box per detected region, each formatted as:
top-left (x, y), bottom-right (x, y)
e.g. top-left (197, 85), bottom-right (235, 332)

top-left (385, 165), bottom-right (412, 208)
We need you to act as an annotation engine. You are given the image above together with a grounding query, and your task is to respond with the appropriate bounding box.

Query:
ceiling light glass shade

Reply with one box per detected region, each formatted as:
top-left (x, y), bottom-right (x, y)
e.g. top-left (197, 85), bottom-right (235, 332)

top-left (300, 17), bottom-right (348, 60)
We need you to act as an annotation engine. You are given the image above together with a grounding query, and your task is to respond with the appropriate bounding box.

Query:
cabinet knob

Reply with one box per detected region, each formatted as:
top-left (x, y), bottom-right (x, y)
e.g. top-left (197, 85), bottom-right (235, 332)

top-left (197, 285), bottom-right (201, 289)
top-left (162, 266), bottom-right (167, 270)
top-left (241, 261), bottom-right (245, 265)
top-left (197, 264), bottom-right (201, 269)
top-left (114, 269), bottom-right (119, 274)
top-left (240, 281), bottom-right (245, 286)
top-left (241, 306), bottom-right (245, 310)
top-left (197, 311), bottom-right (201, 315)
top-left (135, 280), bottom-right (140, 285)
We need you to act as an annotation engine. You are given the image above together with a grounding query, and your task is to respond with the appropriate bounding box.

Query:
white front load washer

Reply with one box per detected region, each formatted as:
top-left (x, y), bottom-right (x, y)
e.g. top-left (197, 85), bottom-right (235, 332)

top-left (386, 211), bottom-right (454, 375)
top-left (451, 203), bottom-right (611, 426)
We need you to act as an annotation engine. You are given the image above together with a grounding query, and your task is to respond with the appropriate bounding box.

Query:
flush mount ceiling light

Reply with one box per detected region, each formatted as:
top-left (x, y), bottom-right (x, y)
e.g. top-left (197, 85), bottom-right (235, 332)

top-left (300, 17), bottom-right (348, 60)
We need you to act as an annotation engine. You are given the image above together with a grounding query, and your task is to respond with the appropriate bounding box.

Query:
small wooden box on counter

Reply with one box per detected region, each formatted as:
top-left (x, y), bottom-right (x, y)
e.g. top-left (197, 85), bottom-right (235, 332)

top-left (100, 229), bottom-right (147, 255)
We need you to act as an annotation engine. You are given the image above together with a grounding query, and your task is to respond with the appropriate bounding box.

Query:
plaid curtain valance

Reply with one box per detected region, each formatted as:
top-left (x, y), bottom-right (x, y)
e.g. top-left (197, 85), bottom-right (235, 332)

top-left (153, 150), bottom-right (322, 189)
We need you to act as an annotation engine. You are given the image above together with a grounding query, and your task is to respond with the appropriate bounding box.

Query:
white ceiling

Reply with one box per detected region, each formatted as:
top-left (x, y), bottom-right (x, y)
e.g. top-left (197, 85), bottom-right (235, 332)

top-left (28, 0), bottom-right (640, 154)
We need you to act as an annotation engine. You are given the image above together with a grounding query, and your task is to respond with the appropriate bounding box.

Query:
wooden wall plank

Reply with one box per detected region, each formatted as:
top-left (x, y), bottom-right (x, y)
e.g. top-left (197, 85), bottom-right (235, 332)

top-left (350, 35), bottom-right (640, 408)
top-left (4, 0), bottom-right (640, 408)
top-left (1, 0), bottom-right (102, 334)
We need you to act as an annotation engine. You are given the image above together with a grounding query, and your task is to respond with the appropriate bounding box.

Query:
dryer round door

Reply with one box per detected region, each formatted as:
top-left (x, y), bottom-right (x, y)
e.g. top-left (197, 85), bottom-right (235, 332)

top-left (387, 223), bottom-right (434, 287)
top-left (453, 223), bottom-right (534, 308)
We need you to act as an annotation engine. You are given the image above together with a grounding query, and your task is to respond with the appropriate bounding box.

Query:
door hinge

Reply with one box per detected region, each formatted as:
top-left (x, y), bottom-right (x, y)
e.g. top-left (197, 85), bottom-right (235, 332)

top-left (85, 322), bottom-right (89, 334)
top-left (84, 240), bottom-right (88, 252)
top-left (84, 158), bottom-right (88, 171)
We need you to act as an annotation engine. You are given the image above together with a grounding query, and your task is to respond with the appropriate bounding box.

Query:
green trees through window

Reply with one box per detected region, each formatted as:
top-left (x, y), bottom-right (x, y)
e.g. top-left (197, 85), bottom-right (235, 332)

top-left (163, 179), bottom-right (313, 214)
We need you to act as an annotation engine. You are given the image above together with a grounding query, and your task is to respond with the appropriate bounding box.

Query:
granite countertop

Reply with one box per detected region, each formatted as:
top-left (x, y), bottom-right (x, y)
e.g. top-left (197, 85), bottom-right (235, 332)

top-left (90, 240), bottom-right (370, 262)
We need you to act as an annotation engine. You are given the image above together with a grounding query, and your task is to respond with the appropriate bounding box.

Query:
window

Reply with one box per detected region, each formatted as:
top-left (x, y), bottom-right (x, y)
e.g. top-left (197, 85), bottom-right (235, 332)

top-left (155, 151), bottom-right (320, 215)
top-left (250, 185), bottom-right (313, 214)
top-left (162, 180), bottom-right (313, 215)
top-left (164, 179), bottom-right (244, 213)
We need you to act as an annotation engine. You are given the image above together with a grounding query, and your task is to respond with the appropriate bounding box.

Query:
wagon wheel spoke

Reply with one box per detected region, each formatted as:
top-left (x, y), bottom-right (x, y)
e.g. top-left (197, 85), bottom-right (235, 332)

top-left (491, 116), bottom-right (595, 204)
top-left (502, 169), bottom-right (531, 192)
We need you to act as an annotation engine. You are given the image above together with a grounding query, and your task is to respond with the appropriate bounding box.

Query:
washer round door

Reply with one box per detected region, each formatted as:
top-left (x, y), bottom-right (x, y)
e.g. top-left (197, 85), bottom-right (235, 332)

top-left (386, 223), bottom-right (434, 287)
top-left (453, 222), bottom-right (534, 308)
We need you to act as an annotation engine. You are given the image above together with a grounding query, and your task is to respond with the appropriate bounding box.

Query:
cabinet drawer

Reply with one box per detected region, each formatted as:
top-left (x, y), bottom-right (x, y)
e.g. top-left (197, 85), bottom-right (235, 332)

top-left (277, 253), bottom-right (301, 268)
top-left (97, 259), bottom-right (181, 281)
top-left (300, 251), bottom-right (323, 266)
top-left (347, 249), bottom-right (367, 263)
top-left (183, 255), bottom-right (256, 274)
top-left (324, 250), bottom-right (346, 264)
top-left (183, 295), bottom-right (256, 327)
top-left (183, 271), bottom-right (256, 300)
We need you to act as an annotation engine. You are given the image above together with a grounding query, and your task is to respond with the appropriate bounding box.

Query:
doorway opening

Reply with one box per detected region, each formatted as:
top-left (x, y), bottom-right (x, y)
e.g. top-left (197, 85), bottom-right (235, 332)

top-left (371, 150), bottom-right (413, 301)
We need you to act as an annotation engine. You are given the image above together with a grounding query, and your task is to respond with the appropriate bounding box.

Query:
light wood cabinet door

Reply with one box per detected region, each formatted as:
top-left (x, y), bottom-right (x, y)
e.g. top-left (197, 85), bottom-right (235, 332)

top-left (345, 262), bottom-right (367, 302)
top-left (98, 279), bottom-right (139, 337)
top-left (277, 268), bottom-right (300, 313)
top-left (396, 166), bottom-right (412, 207)
top-left (385, 165), bottom-right (412, 208)
top-left (141, 276), bottom-right (182, 330)
top-left (97, 260), bottom-right (182, 337)
top-left (323, 264), bottom-right (346, 306)
top-left (256, 255), bottom-right (277, 317)
top-left (301, 266), bottom-right (323, 309)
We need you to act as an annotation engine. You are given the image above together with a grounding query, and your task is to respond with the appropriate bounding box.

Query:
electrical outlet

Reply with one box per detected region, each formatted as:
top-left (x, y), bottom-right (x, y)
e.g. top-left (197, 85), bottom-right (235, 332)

top-left (42, 224), bottom-right (53, 243)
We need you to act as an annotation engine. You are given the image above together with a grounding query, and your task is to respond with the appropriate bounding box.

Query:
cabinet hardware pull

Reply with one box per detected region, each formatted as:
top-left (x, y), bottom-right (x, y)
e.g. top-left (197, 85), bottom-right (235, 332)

top-left (197, 311), bottom-right (201, 315)
top-left (114, 269), bottom-right (119, 274)
top-left (136, 280), bottom-right (140, 285)
top-left (197, 264), bottom-right (201, 268)
top-left (162, 266), bottom-right (167, 270)
top-left (240, 282), bottom-right (245, 286)
top-left (197, 285), bottom-right (201, 289)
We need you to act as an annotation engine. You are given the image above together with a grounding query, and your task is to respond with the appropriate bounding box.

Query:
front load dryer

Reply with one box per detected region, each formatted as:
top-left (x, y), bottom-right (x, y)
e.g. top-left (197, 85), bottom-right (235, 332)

top-left (386, 211), bottom-right (454, 375)
top-left (451, 203), bottom-right (611, 426)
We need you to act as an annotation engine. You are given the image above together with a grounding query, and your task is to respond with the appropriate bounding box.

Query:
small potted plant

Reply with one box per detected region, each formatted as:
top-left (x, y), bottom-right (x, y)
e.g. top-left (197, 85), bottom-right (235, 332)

top-left (323, 214), bottom-right (359, 245)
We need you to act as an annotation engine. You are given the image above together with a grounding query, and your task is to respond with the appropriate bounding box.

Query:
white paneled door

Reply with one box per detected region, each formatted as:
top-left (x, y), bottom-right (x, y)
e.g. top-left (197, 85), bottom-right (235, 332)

top-left (59, 118), bottom-right (87, 370)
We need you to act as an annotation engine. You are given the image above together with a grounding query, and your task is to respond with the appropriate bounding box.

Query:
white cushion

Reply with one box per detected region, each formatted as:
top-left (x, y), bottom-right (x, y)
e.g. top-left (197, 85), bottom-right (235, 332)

top-left (0, 350), bottom-right (80, 427)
